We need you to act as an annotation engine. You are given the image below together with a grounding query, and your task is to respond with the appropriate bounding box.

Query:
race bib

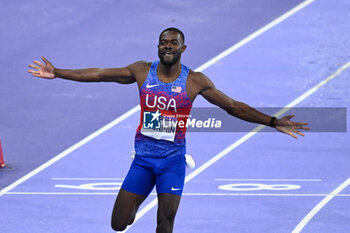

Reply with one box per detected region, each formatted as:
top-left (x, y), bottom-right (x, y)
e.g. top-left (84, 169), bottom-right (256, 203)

top-left (140, 111), bottom-right (177, 142)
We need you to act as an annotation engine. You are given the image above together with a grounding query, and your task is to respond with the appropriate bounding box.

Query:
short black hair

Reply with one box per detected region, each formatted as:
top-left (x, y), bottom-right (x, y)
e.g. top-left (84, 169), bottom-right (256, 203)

top-left (159, 27), bottom-right (185, 44)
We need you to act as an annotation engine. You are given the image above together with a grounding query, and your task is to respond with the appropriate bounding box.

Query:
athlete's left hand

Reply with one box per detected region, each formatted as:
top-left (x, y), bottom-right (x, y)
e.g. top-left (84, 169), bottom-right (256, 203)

top-left (275, 114), bottom-right (310, 139)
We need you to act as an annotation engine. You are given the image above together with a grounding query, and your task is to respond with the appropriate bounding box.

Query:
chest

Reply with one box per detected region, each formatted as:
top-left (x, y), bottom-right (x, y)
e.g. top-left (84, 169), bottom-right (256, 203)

top-left (141, 84), bottom-right (190, 111)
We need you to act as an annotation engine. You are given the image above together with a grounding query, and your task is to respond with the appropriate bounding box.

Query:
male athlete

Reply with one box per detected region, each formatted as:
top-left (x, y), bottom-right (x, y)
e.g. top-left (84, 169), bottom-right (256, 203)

top-left (28, 27), bottom-right (309, 233)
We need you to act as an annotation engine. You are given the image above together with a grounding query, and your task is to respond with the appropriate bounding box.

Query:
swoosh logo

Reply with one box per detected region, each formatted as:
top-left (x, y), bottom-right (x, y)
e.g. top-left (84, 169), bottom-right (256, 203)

top-left (146, 83), bottom-right (159, 88)
top-left (171, 187), bottom-right (182, 191)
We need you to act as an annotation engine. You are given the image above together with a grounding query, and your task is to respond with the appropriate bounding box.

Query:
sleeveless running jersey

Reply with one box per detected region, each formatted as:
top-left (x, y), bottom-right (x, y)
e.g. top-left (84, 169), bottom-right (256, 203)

top-left (134, 60), bottom-right (192, 157)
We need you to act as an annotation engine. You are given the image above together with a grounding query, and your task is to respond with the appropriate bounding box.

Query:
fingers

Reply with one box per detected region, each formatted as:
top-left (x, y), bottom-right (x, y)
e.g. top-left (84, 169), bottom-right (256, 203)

top-left (286, 117), bottom-right (310, 131)
top-left (286, 128), bottom-right (303, 139)
top-left (33, 60), bottom-right (43, 67)
top-left (41, 56), bottom-right (54, 68)
top-left (295, 130), bottom-right (305, 137)
top-left (296, 122), bottom-right (308, 125)
top-left (28, 59), bottom-right (43, 70)
top-left (32, 73), bottom-right (41, 77)
top-left (285, 114), bottom-right (295, 120)
top-left (28, 64), bottom-right (39, 70)
top-left (278, 126), bottom-right (305, 138)
top-left (287, 132), bottom-right (298, 139)
top-left (41, 56), bottom-right (49, 65)
top-left (296, 126), bottom-right (310, 130)
top-left (27, 70), bottom-right (41, 77)
top-left (295, 122), bottom-right (310, 131)
top-left (277, 115), bottom-right (309, 138)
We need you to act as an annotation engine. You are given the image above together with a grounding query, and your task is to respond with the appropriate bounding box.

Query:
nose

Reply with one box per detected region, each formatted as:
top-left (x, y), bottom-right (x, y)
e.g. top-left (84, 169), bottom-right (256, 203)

top-left (163, 42), bottom-right (173, 49)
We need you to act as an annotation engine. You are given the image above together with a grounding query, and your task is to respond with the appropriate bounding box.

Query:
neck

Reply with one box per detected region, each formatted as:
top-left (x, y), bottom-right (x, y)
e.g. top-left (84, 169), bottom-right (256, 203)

top-left (158, 60), bottom-right (181, 78)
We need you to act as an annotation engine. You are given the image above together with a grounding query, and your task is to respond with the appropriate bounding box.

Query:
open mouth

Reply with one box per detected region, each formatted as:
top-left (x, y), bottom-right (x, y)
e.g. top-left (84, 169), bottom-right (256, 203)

top-left (163, 51), bottom-right (174, 57)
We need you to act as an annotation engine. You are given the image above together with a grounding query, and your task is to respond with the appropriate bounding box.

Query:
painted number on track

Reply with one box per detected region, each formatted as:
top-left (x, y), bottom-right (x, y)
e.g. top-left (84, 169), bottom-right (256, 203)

top-left (218, 183), bottom-right (301, 191)
top-left (55, 182), bottom-right (122, 190)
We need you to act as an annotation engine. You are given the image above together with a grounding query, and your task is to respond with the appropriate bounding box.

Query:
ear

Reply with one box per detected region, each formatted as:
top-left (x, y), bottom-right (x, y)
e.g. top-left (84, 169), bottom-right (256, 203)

top-left (181, 45), bottom-right (187, 53)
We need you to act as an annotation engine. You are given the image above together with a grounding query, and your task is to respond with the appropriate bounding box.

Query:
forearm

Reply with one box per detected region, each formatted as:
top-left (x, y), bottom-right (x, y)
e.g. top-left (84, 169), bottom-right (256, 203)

top-left (54, 68), bottom-right (103, 82)
top-left (226, 101), bottom-right (275, 127)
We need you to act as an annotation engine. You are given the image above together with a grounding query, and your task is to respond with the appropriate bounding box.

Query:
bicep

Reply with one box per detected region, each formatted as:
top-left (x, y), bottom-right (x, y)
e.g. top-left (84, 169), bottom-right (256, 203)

top-left (200, 86), bottom-right (234, 110)
top-left (197, 73), bottom-right (234, 110)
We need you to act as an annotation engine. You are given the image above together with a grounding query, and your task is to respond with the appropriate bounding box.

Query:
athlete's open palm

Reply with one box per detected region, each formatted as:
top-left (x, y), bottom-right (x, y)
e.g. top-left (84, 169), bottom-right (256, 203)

top-left (28, 57), bottom-right (55, 79)
top-left (275, 114), bottom-right (309, 139)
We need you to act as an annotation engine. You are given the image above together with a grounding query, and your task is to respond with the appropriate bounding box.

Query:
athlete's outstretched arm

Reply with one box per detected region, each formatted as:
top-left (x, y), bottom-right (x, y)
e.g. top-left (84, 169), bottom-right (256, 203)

top-left (195, 73), bottom-right (309, 138)
top-left (28, 57), bottom-right (137, 84)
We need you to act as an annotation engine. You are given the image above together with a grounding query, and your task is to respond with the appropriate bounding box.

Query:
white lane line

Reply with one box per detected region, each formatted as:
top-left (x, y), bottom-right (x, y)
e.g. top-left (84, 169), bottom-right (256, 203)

top-left (0, 0), bottom-right (316, 202)
top-left (124, 1), bottom-right (332, 231)
top-left (182, 62), bottom-right (350, 190)
top-left (0, 0), bottom-right (316, 200)
top-left (292, 178), bottom-right (350, 233)
top-left (0, 105), bottom-right (139, 197)
top-left (4, 192), bottom-right (350, 197)
top-left (183, 193), bottom-right (350, 197)
top-left (4, 192), bottom-right (119, 195)
top-left (183, 61), bottom-right (350, 190)
top-left (196, 0), bottom-right (315, 71)
top-left (51, 178), bottom-right (125, 180)
top-left (275, 61), bottom-right (350, 118)
top-left (52, 178), bottom-right (321, 181)
top-left (214, 179), bottom-right (323, 182)
top-left (123, 62), bottom-right (350, 231)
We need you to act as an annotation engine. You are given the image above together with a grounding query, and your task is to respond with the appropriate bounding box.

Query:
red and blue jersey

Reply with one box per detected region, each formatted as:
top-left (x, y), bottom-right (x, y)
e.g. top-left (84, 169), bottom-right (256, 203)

top-left (134, 61), bottom-right (192, 157)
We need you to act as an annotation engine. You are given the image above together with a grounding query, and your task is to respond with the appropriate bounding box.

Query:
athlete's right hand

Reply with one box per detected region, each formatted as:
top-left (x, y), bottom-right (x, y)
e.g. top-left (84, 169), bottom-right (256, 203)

top-left (28, 57), bottom-right (55, 79)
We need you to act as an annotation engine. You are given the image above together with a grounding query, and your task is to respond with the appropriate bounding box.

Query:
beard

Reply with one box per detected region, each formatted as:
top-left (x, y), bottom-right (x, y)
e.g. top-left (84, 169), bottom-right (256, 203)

top-left (158, 50), bottom-right (181, 66)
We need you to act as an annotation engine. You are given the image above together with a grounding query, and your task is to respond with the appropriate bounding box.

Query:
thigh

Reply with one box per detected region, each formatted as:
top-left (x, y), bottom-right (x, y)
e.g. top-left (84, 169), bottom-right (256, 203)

top-left (111, 188), bottom-right (147, 229)
top-left (111, 158), bottom-right (156, 229)
top-left (122, 158), bottom-right (156, 196)
top-left (156, 156), bottom-right (186, 196)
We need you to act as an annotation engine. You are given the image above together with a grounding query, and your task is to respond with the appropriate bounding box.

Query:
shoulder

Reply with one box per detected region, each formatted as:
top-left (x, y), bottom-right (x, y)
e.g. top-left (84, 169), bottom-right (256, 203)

top-left (126, 61), bottom-right (152, 87)
top-left (187, 70), bottom-right (214, 91)
top-left (127, 60), bottom-right (152, 72)
top-left (127, 61), bottom-right (152, 82)
top-left (188, 70), bottom-right (209, 81)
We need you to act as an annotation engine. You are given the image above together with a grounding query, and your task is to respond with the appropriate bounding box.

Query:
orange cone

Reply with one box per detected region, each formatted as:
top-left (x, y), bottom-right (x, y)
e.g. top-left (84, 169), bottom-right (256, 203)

top-left (0, 139), bottom-right (6, 168)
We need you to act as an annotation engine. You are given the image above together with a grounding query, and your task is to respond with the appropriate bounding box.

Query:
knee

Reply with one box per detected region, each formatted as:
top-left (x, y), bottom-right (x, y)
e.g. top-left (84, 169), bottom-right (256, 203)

top-left (111, 220), bottom-right (127, 232)
top-left (128, 216), bottom-right (135, 225)
top-left (158, 213), bottom-right (175, 224)
top-left (157, 213), bottom-right (176, 232)
top-left (111, 215), bottom-right (136, 231)
top-left (111, 223), bottom-right (126, 232)
top-left (159, 206), bottom-right (177, 223)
